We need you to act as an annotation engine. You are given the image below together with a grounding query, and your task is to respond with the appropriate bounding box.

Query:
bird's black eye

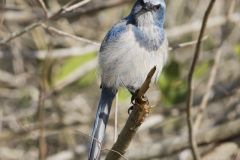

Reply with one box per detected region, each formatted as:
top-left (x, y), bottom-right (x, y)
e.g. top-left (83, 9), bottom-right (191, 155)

top-left (154, 4), bottom-right (161, 10)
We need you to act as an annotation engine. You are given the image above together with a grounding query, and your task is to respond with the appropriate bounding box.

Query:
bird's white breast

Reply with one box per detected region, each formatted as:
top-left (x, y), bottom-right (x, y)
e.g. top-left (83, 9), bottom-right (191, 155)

top-left (99, 26), bottom-right (168, 90)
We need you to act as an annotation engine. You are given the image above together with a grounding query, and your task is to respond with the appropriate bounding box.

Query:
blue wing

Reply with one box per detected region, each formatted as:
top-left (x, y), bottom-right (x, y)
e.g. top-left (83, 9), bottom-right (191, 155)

top-left (100, 19), bottom-right (128, 52)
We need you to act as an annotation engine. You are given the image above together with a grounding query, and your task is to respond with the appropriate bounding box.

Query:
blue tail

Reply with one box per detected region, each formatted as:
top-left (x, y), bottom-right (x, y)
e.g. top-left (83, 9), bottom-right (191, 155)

top-left (88, 87), bottom-right (117, 160)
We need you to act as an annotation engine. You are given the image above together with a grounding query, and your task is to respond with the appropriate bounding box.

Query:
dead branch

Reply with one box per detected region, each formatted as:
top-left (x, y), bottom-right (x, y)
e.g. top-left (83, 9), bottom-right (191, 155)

top-left (168, 36), bottom-right (208, 51)
top-left (105, 67), bottom-right (156, 160)
top-left (0, 37), bottom-right (209, 60)
top-left (127, 118), bottom-right (240, 159)
top-left (194, 0), bottom-right (237, 131)
top-left (0, 0), bottom-right (5, 24)
top-left (62, 0), bottom-right (132, 18)
top-left (0, 0), bottom-right (91, 45)
top-left (35, 0), bottom-right (48, 18)
top-left (40, 23), bottom-right (100, 46)
top-left (38, 87), bottom-right (47, 160)
top-left (166, 13), bottom-right (240, 39)
top-left (186, 0), bottom-right (216, 160)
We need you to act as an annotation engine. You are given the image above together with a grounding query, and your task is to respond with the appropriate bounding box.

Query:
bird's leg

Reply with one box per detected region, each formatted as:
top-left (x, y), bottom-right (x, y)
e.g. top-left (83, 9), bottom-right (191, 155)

top-left (128, 89), bottom-right (150, 114)
top-left (128, 106), bottom-right (134, 114)
top-left (128, 89), bottom-right (139, 114)
top-left (130, 89), bottom-right (138, 104)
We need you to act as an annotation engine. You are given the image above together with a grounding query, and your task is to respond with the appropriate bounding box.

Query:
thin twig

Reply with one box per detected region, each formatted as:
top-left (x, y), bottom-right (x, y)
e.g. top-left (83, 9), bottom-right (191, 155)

top-left (0, 0), bottom-right (6, 24)
top-left (0, 22), bottom-right (42, 45)
top-left (0, 109), bottom-right (2, 133)
top-left (0, 0), bottom-right (91, 45)
top-left (186, 0), bottom-right (216, 160)
top-left (194, 0), bottom-right (236, 131)
top-left (166, 12), bottom-right (240, 39)
top-left (36, 0), bottom-right (48, 18)
top-left (61, 0), bottom-right (132, 18)
top-left (0, 37), bottom-right (208, 59)
top-left (127, 118), bottom-right (240, 159)
top-left (194, 50), bottom-right (222, 130)
top-left (37, 74), bottom-right (47, 160)
top-left (102, 149), bottom-right (128, 160)
top-left (63, 0), bottom-right (91, 13)
top-left (38, 87), bottom-right (47, 160)
top-left (40, 23), bottom-right (100, 46)
top-left (168, 36), bottom-right (208, 51)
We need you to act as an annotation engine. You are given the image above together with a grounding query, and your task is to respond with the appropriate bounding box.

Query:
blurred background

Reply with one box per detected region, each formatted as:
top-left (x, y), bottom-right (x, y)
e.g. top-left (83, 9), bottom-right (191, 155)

top-left (0, 0), bottom-right (240, 159)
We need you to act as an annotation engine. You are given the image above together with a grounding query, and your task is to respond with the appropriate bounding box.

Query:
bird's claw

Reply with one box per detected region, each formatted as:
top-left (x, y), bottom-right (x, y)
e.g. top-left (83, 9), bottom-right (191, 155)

top-left (128, 106), bottom-right (134, 114)
top-left (130, 89), bottom-right (139, 104)
top-left (131, 95), bottom-right (136, 104)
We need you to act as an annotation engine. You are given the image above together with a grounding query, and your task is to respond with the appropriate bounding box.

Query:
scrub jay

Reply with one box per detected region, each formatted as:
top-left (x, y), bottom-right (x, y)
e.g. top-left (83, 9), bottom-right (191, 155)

top-left (89, 0), bottom-right (168, 159)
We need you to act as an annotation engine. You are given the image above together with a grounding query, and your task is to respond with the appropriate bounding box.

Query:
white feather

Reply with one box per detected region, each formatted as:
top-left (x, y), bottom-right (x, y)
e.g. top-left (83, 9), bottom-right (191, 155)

top-left (99, 12), bottom-right (168, 90)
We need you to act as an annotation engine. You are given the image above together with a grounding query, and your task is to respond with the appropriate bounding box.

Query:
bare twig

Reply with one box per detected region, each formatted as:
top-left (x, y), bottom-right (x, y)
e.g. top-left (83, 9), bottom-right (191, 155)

top-left (38, 87), bottom-right (47, 160)
top-left (0, 0), bottom-right (91, 45)
top-left (36, 0), bottom-right (48, 18)
top-left (0, 0), bottom-right (6, 24)
top-left (168, 36), bottom-right (208, 51)
top-left (194, 0), bottom-right (236, 131)
top-left (166, 12), bottom-right (240, 39)
top-left (105, 67), bottom-right (156, 160)
top-left (0, 22), bottom-right (42, 44)
top-left (62, 0), bottom-right (91, 13)
top-left (102, 149), bottom-right (128, 160)
top-left (0, 38), bottom-right (209, 60)
top-left (40, 23), bottom-right (100, 46)
top-left (194, 49), bottom-right (221, 130)
top-left (62, 0), bottom-right (132, 17)
top-left (0, 109), bottom-right (2, 133)
top-left (127, 119), bottom-right (240, 159)
top-left (186, 0), bottom-right (216, 160)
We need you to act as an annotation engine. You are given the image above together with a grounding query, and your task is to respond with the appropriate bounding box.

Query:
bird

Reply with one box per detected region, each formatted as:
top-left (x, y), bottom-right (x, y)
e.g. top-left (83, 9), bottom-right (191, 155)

top-left (88, 0), bottom-right (168, 159)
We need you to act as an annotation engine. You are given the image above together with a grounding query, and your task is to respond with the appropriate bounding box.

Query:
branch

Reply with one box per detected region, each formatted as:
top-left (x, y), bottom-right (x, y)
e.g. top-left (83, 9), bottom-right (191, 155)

top-left (38, 87), bottom-right (47, 160)
top-left (194, 0), bottom-right (237, 131)
top-left (168, 36), bottom-right (208, 51)
top-left (105, 66), bottom-right (157, 160)
top-left (0, 0), bottom-right (91, 45)
top-left (0, 21), bottom-right (42, 45)
top-left (166, 13), bottom-right (240, 39)
top-left (186, 0), bottom-right (216, 160)
top-left (127, 119), bottom-right (240, 159)
top-left (36, 0), bottom-right (48, 18)
top-left (40, 23), bottom-right (100, 46)
top-left (61, 0), bottom-right (132, 18)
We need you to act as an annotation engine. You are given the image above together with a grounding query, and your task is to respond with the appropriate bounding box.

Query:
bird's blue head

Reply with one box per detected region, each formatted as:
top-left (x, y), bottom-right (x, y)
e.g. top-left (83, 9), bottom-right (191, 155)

top-left (129, 0), bottom-right (166, 27)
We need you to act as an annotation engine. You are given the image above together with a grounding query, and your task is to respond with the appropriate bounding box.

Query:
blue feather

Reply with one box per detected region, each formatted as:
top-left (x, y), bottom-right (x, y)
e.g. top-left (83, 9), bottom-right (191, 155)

top-left (89, 0), bottom-right (167, 159)
top-left (100, 20), bottom-right (128, 52)
top-left (88, 87), bottom-right (117, 160)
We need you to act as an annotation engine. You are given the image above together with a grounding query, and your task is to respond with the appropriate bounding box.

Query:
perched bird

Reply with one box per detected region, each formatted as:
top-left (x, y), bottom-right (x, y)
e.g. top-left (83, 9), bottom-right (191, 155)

top-left (89, 0), bottom-right (168, 159)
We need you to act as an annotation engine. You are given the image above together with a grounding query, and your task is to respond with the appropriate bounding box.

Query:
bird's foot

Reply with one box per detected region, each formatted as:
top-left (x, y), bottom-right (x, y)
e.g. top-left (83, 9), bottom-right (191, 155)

top-left (128, 105), bottom-right (134, 114)
top-left (130, 89), bottom-right (139, 104)
top-left (128, 89), bottom-right (140, 114)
